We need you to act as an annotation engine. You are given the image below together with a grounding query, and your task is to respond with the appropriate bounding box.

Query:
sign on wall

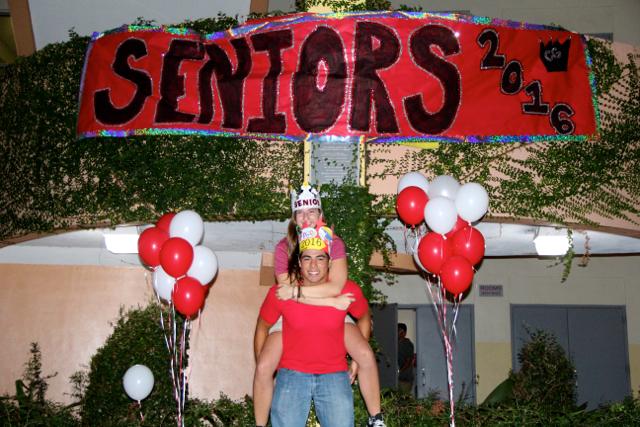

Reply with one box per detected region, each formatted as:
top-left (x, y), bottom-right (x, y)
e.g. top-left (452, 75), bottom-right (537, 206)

top-left (77, 12), bottom-right (598, 143)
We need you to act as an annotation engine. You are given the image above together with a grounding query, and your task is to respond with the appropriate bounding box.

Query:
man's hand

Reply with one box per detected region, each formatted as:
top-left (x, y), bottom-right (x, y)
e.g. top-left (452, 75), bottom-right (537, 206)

top-left (333, 293), bottom-right (355, 310)
top-left (348, 360), bottom-right (359, 384)
top-left (276, 283), bottom-right (296, 300)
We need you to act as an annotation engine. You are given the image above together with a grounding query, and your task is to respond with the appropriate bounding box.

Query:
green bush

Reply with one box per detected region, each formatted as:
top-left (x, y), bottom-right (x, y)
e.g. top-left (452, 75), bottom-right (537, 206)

top-left (3, 336), bottom-right (639, 426)
top-left (0, 343), bottom-right (79, 426)
top-left (80, 303), bottom-right (184, 426)
top-left (508, 329), bottom-right (577, 409)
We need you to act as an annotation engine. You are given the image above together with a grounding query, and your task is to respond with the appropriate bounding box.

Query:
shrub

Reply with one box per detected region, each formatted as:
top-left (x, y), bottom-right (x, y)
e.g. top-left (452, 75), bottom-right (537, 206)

top-left (80, 303), bottom-right (185, 426)
top-left (0, 343), bottom-right (79, 426)
top-left (508, 329), bottom-right (577, 409)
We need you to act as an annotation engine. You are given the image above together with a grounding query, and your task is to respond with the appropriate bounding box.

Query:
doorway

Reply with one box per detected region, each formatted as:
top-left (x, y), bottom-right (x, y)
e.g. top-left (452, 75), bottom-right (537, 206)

top-left (372, 304), bottom-right (476, 403)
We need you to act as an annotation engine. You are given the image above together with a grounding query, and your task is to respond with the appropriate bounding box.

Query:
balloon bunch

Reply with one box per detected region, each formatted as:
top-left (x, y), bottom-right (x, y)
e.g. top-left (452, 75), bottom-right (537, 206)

top-left (396, 172), bottom-right (489, 427)
top-left (138, 210), bottom-right (218, 318)
top-left (396, 172), bottom-right (488, 296)
top-left (137, 210), bottom-right (218, 427)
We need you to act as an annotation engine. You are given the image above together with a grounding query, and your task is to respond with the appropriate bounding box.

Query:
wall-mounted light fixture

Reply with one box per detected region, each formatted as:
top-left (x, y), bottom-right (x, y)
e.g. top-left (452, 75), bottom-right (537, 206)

top-left (533, 227), bottom-right (570, 256)
top-left (103, 226), bottom-right (140, 254)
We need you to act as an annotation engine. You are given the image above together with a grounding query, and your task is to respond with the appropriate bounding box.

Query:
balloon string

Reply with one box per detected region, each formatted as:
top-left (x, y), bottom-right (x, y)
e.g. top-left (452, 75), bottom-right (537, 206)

top-left (183, 320), bottom-right (190, 415)
top-left (177, 319), bottom-right (189, 427)
top-left (423, 274), bottom-right (445, 334)
top-left (170, 305), bottom-right (182, 426)
top-left (403, 224), bottom-right (409, 253)
top-left (440, 283), bottom-right (456, 427)
top-left (137, 401), bottom-right (145, 422)
top-left (450, 295), bottom-right (461, 344)
top-left (421, 274), bottom-right (456, 427)
top-left (162, 306), bottom-right (181, 411)
top-left (444, 330), bottom-right (456, 427)
top-left (176, 314), bottom-right (186, 427)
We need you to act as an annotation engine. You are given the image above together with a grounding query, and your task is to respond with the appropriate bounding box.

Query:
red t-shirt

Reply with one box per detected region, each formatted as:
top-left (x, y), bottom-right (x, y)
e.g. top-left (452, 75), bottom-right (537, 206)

top-left (259, 280), bottom-right (368, 374)
top-left (274, 235), bottom-right (346, 276)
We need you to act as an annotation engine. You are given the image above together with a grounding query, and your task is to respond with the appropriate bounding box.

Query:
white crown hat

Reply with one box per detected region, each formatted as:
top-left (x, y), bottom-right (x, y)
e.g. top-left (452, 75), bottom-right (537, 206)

top-left (290, 183), bottom-right (322, 212)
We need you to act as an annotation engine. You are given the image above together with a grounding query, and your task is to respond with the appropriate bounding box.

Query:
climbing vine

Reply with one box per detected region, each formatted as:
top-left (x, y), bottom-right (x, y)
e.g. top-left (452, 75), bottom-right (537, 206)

top-left (1, 10), bottom-right (638, 269)
top-left (369, 38), bottom-right (639, 228)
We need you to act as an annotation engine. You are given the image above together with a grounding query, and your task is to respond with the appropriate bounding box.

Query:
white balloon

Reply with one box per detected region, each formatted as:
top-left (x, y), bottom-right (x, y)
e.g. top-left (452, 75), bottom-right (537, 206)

top-left (455, 182), bottom-right (489, 223)
top-left (123, 364), bottom-right (154, 401)
top-left (397, 172), bottom-right (429, 195)
top-left (152, 266), bottom-right (175, 302)
top-left (428, 175), bottom-right (460, 200)
top-left (412, 239), bottom-right (427, 272)
top-left (187, 246), bottom-right (218, 285)
top-left (169, 210), bottom-right (204, 246)
top-left (424, 197), bottom-right (457, 235)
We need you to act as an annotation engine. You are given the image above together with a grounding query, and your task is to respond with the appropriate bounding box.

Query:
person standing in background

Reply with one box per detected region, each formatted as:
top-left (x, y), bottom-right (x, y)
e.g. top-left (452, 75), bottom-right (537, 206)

top-left (397, 323), bottom-right (414, 394)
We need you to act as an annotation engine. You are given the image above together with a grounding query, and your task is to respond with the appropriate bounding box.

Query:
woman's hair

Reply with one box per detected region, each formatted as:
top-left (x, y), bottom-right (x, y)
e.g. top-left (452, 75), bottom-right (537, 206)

top-left (287, 243), bottom-right (301, 283)
top-left (285, 218), bottom-right (298, 257)
top-left (285, 218), bottom-right (299, 283)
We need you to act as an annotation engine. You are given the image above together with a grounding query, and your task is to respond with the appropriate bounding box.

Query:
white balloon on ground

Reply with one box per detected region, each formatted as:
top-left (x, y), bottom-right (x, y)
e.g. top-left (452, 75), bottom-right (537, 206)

top-left (397, 172), bottom-right (429, 195)
top-left (152, 266), bottom-right (175, 302)
top-left (187, 245), bottom-right (218, 285)
top-left (123, 364), bottom-right (154, 401)
top-left (455, 182), bottom-right (489, 223)
top-left (428, 175), bottom-right (460, 200)
top-left (424, 196), bottom-right (458, 235)
top-left (169, 210), bottom-right (204, 246)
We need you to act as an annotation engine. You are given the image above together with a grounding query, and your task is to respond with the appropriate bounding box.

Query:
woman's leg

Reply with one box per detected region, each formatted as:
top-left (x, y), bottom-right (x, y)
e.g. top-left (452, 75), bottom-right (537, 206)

top-left (344, 324), bottom-right (381, 416)
top-left (253, 331), bottom-right (283, 426)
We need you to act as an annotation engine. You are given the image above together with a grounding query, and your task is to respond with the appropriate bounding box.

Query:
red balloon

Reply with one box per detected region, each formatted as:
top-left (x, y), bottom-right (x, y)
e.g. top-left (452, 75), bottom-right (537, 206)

top-left (451, 226), bottom-right (486, 266)
top-left (173, 276), bottom-right (205, 317)
top-left (138, 227), bottom-right (169, 267)
top-left (160, 237), bottom-right (194, 278)
top-left (417, 232), bottom-right (453, 274)
top-left (156, 212), bottom-right (176, 233)
top-left (440, 256), bottom-right (474, 296)
top-left (445, 216), bottom-right (468, 239)
top-left (396, 186), bottom-right (429, 226)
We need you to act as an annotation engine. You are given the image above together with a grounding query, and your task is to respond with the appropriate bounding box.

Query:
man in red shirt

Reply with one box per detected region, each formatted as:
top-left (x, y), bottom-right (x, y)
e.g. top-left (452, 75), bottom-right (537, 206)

top-left (254, 223), bottom-right (371, 427)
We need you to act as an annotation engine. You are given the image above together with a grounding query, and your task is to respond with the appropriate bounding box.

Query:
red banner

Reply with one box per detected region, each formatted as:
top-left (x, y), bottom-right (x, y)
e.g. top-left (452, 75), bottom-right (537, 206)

top-left (77, 12), bottom-right (598, 142)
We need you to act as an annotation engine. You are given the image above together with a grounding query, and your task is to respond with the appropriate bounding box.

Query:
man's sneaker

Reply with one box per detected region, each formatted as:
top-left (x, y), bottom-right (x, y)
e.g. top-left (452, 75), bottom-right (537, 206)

top-left (367, 413), bottom-right (386, 427)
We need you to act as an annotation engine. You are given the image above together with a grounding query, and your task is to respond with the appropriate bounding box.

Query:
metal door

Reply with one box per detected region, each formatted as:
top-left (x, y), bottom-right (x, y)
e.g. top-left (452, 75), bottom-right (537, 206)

top-left (371, 303), bottom-right (398, 389)
top-left (567, 307), bottom-right (630, 408)
top-left (511, 305), bottom-right (569, 370)
top-left (511, 305), bottom-right (630, 409)
top-left (415, 305), bottom-right (476, 403)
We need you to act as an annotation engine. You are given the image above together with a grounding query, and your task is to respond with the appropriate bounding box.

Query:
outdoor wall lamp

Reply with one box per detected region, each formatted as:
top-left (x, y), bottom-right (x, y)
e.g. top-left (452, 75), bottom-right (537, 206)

top-left (103, 226), bottom-right (140, 254)
top-left (533, 226), bottom-right (570, 256)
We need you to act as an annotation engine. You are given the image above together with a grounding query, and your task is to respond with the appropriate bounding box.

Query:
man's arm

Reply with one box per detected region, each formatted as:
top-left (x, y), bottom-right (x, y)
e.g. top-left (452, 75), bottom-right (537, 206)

top-left (355, 309), bottom-right (372, 340)
top-left (399, 341), bottom-right (415, 373)
top-left (278, 258), bottom-right (348, 297)
top-left (254, 317), bottom-right (274, 362)
top-left (276, 258), bottom-right (351, 309)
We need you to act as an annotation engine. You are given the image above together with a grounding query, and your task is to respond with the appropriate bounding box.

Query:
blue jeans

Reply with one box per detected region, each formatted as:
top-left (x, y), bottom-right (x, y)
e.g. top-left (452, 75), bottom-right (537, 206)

top-left (271, 368), bottom-right (354, 427)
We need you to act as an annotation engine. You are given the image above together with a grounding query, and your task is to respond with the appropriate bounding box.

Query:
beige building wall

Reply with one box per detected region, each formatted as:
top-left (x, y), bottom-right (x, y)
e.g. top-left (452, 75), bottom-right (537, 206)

top-left (375, 255), bottom-right (640, 401)
top-left (2, 254), bottom-right (637, 405)
top-left (0, 263), bottom-right (268, 404)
